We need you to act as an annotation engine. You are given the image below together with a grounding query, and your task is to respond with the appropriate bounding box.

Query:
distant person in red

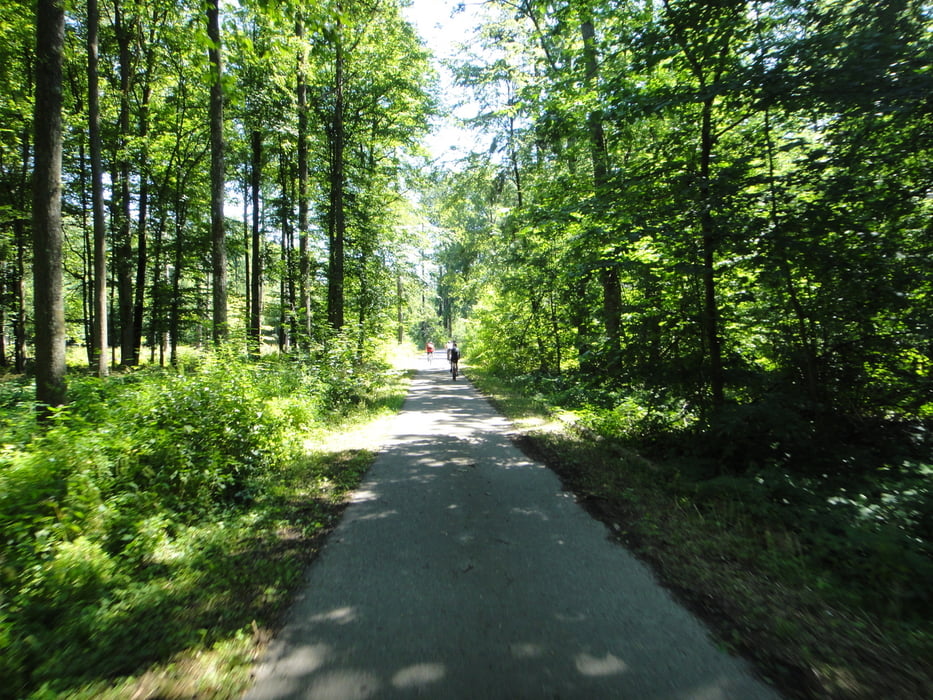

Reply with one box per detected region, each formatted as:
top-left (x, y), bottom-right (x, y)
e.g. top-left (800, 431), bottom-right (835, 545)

top-left (426, 341), bottom-right (434, 364)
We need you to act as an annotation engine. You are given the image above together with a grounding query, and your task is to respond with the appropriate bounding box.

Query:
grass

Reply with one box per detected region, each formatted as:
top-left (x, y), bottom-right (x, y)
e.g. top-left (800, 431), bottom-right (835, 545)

top-left (469, 368), bottom-right (933, 700)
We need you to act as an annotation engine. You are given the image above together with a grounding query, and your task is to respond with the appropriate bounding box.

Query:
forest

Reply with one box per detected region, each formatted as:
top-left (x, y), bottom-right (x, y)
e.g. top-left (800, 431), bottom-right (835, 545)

top-left (1, 0), bottom-right (931, 697)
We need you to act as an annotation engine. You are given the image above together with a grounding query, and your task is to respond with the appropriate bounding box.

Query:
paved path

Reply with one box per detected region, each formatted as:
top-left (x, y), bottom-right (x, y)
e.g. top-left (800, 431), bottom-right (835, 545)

top-left (244, 363), bottom-right (781, 699)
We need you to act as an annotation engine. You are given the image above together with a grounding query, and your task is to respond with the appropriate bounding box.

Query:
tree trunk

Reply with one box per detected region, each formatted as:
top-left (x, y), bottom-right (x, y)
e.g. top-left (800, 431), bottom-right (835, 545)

top-left (243, 167), bottom-right (250, 333)
top-left (113, 0), bottom-right (135, 366)
top-left (699, 96), bottom-right (725, 407)
top-left (396, 273), bottom-right (403, 344)
top-left (87, 0), bottom-right (109, 377)
top-left (149, 215), bottom-right (165, 366)
top-left (327, 17), bottom-right (346, 331)
top-left (207, 0), bottom-right (227, 343)
top-left (14, 127), bottom-right (30, 374)
top-left (280, 148), bottom-right (296, 351)
top-left (32, 0), bottom-right (67, 414)
top-left (79, 138), bottom-right (92, 366)
top-left (133, 82), bottom-right (152, 365)
top-left (249, 129), bottom-right (262, 356)
top-left (170, 198), bottom-right (185, 366)
top-left (579, 11), bottom-right (622, 376)
top-left (296, 17), bottom-right (313, 344)
top-left (14, 212), bottom-right (27, 373)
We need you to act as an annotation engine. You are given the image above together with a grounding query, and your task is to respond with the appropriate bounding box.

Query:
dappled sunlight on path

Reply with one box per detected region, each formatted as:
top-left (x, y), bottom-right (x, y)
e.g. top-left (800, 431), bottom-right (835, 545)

top-left (244, 363), bottom-right (781, 699)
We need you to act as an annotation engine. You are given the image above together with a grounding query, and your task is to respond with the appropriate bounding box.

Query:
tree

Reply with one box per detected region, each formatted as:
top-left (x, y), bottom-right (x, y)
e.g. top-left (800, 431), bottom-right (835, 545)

top-left (32, 0), bottom-right (66, 413)
top-left (296, 14), bottom-right (313, 344)
top-left (207, 0), bottom-right (227, 343)
top-left (578, 3), bottom-right (622, 377)
top-left (86, 0), bottom-right (108, 378)
top-left (326, 7), bottom-right (347, 331)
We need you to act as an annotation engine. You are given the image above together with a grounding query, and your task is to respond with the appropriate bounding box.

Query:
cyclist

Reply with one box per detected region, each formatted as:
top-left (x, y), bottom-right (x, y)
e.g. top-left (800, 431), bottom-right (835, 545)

top-left (425, 341), bottom-right (434, 364)
top-left (448, 341), bottom-right (460, 380)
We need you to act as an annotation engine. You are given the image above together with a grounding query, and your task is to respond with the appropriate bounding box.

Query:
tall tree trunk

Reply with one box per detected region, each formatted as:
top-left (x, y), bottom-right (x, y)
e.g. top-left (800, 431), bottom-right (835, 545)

top-left (396, 273), bottom-right (403, 344)
top-left (113, 0), bottom-right (135, 366)
top-left (14, 213), bottom-right (27, 374)
top-left (170, 197), bottom-right (185, 366)
top-left (243, 167), bottom-right (250, 331)
top-left (33, 0), bottom-right (67, 414)
top-left (507, 113), bottom-right (523, 209)
top-left (249, 129), bottom-right (262, 356)
top-left (296, 17), bottom-right (313, 344)
top-left (699, 96), bottom-right (725, 407)
top-left (87, 0), bottom-right (108, 377)
top-left (207, 0), bottom-right (227, 343)
top-left (661, 0), bottom-right (738, 409)
top-left (149, 215), bottom-right (165, 366)
top-left (579, 11), bottom-right (622, 376)
top-left (327, 17), bottom-right (346, 331)
top-left (0, 272), bottom-right (6, 367)
top-left (133, 82), bottom-right (152, 365)
top-left (14, 128), bottom-right (30, 373)
top-left (280, 149), bottom-right (296, 350)
top-left (79, 138), bottom-right (92, 365)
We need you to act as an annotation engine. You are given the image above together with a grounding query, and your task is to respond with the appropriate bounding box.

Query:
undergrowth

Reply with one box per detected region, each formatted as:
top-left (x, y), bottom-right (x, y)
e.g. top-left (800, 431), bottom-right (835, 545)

top-left (0, 340), bottom-right (409, 700)
top-left (470, 368), bottom-right (933, 700)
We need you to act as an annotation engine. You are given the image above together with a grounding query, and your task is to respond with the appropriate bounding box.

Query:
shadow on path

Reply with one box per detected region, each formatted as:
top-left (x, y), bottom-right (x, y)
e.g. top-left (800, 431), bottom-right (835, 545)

top-left (244, 365), bottom-right (781, 699)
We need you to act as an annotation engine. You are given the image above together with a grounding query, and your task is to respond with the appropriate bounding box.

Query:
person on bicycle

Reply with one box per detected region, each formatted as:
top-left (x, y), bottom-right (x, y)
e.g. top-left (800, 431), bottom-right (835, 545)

top-left (448, 341), bottom-right (460, 379)
top-left (426, 341), bottom-right (434, 363)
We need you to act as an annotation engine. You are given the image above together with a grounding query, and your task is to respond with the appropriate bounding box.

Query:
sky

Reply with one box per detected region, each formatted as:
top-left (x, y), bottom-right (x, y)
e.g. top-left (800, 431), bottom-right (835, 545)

top-left (401, 0), bottom-right (488, 165)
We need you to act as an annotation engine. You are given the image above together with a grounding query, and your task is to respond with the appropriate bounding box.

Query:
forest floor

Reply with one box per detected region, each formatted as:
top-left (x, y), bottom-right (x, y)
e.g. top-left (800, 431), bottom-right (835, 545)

top-left (468, 370), bottom-right (932, 700)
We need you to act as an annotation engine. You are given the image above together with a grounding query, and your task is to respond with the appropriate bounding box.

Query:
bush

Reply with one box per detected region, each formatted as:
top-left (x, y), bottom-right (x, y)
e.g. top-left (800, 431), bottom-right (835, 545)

top-left (123, 371), bottom-right (282, 515)
top-left (0, 345), bottom-right (403, 698)
top-left (302, 332), bottom-right (392, 414)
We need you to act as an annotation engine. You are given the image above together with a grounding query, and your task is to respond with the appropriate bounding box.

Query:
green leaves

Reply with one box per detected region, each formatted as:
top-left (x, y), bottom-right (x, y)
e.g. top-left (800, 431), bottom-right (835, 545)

top-left (0, 347), bottom-right (402, 698)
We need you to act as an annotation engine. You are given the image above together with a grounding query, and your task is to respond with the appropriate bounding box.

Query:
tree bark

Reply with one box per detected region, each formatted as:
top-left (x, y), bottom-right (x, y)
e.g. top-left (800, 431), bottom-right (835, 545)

top-left (132, 80), bottom-right (152, 365)
top-left (280, 149), bottom-right (296, 350)
top-left (699, 99), bottom-right (725, 408)
top-left (87, 0), bottom-right (109, 377)
top-left (112, 0), bottom-right (136, 366)
top-left (249, 129), bottom-right (262, 356)
top-left (207, 0), bottom-right (227, 343)
top-left (327, 16), bottom-right (346, 331)
top-left (579, 10), bottom-right (622, 376)
top-left (14, 201), bottom-right (28, 374)
top-left (170, 197), bottom-right (185, 366)
top-left (32, 0), bottom-right (67, 414)
top-left (296, 17), bottom-right (313, 344)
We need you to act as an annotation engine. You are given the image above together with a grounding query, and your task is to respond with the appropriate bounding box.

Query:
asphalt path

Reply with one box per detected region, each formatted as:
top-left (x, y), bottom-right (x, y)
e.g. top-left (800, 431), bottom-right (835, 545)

top-left (244, 361), bottom-right (781, 699)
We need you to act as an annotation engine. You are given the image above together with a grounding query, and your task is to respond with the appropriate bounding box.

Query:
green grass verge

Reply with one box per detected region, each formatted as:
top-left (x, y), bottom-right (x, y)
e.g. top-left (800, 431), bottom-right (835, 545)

top-left (469, 369), bottom-right (932, 700)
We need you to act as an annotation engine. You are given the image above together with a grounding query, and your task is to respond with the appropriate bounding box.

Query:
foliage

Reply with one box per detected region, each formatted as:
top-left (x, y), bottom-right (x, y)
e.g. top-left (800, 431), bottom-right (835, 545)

top-left (0, 347), bottom-right (402, 699)
top-left (437, 0), bottom-right (931, 422)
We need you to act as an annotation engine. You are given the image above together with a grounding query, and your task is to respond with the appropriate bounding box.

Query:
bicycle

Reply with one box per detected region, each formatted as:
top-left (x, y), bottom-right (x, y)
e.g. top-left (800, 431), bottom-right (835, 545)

top-left (448, 342), bottom-right (461, 381)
